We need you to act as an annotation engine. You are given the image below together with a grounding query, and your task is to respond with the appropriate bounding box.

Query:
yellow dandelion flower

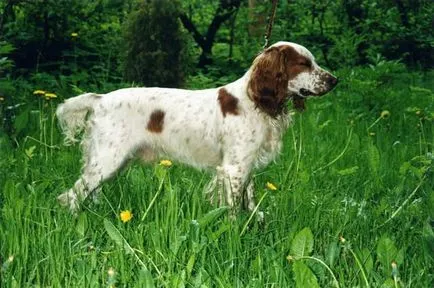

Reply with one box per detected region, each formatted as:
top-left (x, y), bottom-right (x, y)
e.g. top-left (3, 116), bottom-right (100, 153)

top-left (266, 182), bottom-right (277, 191)
top-left (44, 93), bottom-right (57, 99)
top-left (159, 159), bottom-right (172, 167)
top-left (33, 90), bottom-right (46, 95)
top-left (120, 210), bottom-right (133, 223)
top-left (380, 110), bottom-right (390, 119)
top-left (391, 261), bottom-right (398, 278)
top-left (71, 32), bottom-right (78, 37)
top-left (107, 267), bottom-right (115, 277)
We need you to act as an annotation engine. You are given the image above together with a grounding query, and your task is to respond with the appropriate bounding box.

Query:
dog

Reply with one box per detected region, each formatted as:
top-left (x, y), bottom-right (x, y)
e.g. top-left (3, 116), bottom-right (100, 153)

top-left (56, 41), bottom-right (338, 214)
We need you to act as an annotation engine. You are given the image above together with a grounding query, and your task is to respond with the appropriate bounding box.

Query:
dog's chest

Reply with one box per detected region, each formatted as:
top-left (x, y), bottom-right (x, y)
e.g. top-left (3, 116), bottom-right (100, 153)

top-left (254, 115), bottom-right (291, 168)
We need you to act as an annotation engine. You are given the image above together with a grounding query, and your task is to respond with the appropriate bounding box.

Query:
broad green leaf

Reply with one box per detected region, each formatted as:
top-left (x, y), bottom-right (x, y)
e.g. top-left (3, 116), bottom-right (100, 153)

top-left (376, 236), bottom-right (402, 276)
top-left (13, 108), bottom-right (29, 135)
top-left (399, 162), bottom-right (411, 175)
top-left (292, 261), bottom-right (320, 288)
top-left (138, 269), bottom-right (155, 288)
top-left (103, 219), bottom-right (133, 254)
top-left (380, 278), bottom-right (395, 288)
top-left (337, 166), bottom-right (359, 176)
top-left (210, 223), bottom-right (230, 241)
top-left (3, 179), bottom-right (15, 200)
top-left (197, 206), bottom-right (229, 228)
top-left (325, 241), bottom-right (339, 267)
top-left (358, 248), bottom-right (373, 277)
top-left (169, 235), bottom-right (187, 256)
top-left (367, 142), bottom-right (380, 174)
top-left (76, 213), bottom-right (88, 237)
top-left (290, 227), bottom-right (314, 257)
top-left (186, 254), bottom-right (195, 279)
top-left (170, 270), bottom-right (186, 288)
top-left (24, 146), bottom-right (36, 159)
top-left (423, 221), bottom-right (434, 257)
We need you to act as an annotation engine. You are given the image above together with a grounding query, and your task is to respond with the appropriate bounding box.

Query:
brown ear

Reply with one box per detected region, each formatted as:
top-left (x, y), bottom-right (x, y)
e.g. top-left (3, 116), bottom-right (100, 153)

top-left (247, 47), bottom-right (290, 117)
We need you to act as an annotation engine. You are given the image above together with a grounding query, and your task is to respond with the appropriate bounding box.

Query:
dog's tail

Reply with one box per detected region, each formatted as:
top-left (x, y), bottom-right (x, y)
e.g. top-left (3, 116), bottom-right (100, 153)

top-left (56, 93), bottom-right (101, 145)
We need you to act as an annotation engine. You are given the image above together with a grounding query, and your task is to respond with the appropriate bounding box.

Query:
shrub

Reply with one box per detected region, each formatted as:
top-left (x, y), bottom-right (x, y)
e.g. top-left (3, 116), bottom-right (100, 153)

top-left (122, 0), bottom-right (192, 87)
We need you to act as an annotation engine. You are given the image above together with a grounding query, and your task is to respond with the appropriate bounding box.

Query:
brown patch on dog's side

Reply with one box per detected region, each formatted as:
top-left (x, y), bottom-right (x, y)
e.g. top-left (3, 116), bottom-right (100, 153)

top-left (147, 110), bottom-right (165, 133)
top-left (218, 88), bottom-right (239, 117)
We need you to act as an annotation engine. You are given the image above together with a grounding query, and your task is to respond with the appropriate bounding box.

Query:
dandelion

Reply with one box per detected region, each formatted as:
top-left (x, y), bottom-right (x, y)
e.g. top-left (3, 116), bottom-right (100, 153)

top-left (339, 235), bottom-right (346, 244)
top-left (33, 90), bottom-right (46, 95)
top-left (107, 267), bottom-right (115, 277)
top-left (44, 93), bottom-right (57, 100)
top-left (120, 210), bottom-right (133, 223)
top-left (2, 255), bottom-right (14, 271)
top-left (71, 32), bottom-right (78, 37)
top-left (266, 182), bottom-right (277, 191)
top-left (107, 267), bottom-right (116, 288)
top-left (380, 110), bottom-right (390, 119)
top-left (369, 132), bottom-right (376, 136)
top-left (391, 261), bottom-right (399, 281)
top-left (159, 159), bottom-right (172, 167)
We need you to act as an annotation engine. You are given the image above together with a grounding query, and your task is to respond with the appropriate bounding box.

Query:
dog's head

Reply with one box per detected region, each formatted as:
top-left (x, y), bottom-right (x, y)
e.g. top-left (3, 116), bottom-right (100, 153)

top-left (247, 41), bottom-right (338, 116)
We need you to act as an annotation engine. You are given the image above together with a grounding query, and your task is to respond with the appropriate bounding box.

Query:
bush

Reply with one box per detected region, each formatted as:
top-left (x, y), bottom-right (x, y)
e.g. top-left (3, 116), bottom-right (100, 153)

top-left (122, 0), bottom-right (192, 87)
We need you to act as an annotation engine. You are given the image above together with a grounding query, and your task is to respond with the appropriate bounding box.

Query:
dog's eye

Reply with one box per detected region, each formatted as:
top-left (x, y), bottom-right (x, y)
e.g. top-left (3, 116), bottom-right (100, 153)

top-left (298, 61), bottom-right (311, 67)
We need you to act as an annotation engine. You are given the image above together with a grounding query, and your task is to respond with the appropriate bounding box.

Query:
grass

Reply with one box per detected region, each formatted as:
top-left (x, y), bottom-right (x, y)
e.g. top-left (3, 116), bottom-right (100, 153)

top-left (0, 62), bottom-right (433, 287)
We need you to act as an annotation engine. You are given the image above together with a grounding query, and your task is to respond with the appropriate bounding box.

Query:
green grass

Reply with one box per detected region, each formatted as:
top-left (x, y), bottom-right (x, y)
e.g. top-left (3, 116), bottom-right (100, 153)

top-left (1, 63), bottom-right (433, 287)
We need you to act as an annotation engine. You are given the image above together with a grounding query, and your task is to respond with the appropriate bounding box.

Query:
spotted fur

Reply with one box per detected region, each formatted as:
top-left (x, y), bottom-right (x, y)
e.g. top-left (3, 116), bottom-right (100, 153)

top-left (56, 41), bottom-right (338, 215)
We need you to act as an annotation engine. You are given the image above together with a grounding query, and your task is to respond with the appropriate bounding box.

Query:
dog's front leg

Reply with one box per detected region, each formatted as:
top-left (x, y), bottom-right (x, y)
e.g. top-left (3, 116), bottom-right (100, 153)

top-left (221, 164), bottom-right (250, 210)
top-left (245, 180), bottom-right (264, 222)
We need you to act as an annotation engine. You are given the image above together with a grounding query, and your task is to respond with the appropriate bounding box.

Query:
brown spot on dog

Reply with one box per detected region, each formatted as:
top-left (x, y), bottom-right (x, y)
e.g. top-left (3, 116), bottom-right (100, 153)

top-left (147, 110), bottom-right (165, 133)
top-left (218, 88), bottom-right (239, 117)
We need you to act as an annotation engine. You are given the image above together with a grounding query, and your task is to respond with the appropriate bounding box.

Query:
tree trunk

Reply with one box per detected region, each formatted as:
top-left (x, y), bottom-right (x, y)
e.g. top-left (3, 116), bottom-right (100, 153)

top-left (248, 0), bottom-right (266, 38)
top-left (179, 0), bottom-right (241, 67)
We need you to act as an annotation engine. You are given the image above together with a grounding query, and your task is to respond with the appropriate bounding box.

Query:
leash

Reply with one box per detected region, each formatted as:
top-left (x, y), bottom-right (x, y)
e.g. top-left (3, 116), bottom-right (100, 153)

top-left (263, 0), bottom-right (279, 49)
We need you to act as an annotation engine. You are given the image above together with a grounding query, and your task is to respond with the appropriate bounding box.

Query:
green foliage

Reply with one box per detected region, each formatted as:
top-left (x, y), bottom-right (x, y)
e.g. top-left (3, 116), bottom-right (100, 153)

top-left (290, 227), bottom-right (314, 257)
top-left (293, 261), bottom-right (320, 288)
top-left (0, 67), bottom-right (433, 286)
top-left (376, 236), bottom-right (404, 276)
top-left (122, 0), bottom-right (192, 87)
top-left (0, 1), bottom-right (433, 287)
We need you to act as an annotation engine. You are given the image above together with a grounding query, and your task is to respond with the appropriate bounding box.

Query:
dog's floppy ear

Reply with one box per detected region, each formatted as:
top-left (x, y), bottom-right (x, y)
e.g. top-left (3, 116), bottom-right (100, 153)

top-left (247, 47), bottom-right (290, 117)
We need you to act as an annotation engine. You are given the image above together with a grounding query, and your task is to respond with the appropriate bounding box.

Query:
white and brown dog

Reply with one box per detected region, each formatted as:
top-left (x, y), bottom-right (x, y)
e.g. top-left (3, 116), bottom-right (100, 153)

top-left (57, 41), bottom-right (338, 214)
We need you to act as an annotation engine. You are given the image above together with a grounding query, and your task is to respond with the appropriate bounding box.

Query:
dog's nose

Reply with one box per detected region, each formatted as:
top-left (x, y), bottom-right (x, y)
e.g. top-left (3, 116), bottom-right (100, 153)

top-left (328, 76), bottom-right (338, 87)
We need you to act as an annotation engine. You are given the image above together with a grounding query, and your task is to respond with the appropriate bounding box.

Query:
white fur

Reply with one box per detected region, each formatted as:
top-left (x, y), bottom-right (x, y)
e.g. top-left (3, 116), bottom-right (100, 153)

top-left (56, 42), bottom-right (336, 214)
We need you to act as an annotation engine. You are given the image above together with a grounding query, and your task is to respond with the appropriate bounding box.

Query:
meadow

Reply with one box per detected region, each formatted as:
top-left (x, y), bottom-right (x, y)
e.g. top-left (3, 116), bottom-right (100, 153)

top-left (0, 60), bottom-right (433, 287)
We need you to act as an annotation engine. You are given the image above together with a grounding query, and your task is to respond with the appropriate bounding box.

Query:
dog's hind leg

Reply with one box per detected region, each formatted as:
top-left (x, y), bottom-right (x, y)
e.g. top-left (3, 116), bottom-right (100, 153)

top-left (58, 130), bottom-right (134, 212)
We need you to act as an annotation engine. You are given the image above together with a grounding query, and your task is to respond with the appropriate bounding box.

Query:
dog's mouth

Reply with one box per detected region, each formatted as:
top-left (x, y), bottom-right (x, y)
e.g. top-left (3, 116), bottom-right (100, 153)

top-left (299, 88), bottom-right (315, 97)
top-left (298, 77), bottom-right (339, 97)
top-left (298, 86), bottom-right (337, 98)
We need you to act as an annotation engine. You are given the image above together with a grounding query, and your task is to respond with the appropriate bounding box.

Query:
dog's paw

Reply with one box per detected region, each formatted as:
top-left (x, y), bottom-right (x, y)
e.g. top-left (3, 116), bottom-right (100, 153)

top-left (57, 191), bottom-right (79, 213)
top-left (256, 211), bottom-right (265, 223)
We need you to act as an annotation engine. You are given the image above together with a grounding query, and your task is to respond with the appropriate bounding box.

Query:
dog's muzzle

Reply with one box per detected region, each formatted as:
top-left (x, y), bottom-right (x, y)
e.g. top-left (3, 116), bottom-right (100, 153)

top-left (299, 75), bottom-right (338, 97)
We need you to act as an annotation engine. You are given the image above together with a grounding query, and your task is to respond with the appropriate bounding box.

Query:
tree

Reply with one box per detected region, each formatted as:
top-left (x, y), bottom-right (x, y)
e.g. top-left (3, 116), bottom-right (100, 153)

top-left (123, 0), bottom-right (190, 87)
top-left (179, 0), bottom-right (242, 67)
